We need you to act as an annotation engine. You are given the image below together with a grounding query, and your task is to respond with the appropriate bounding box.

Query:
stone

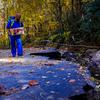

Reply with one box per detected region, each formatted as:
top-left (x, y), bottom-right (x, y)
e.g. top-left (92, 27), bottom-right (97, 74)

top-left (62, 51), bottom-right (77, 62)
top-left (30, 48), bottom-right (61, 60)
top-left (0, 84), bottom-right (6, 95)
top-left (92, 50), bottom-right (100, 66)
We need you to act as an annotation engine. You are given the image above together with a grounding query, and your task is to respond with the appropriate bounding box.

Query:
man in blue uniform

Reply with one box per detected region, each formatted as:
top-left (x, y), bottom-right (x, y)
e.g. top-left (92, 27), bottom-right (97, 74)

top-left (6, 13), bottom-right (24, 57)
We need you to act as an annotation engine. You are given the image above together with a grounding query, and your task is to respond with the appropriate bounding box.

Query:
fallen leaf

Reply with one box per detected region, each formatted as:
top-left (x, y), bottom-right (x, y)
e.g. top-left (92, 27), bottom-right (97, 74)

top-left (28, 80), bottom-right (39, 86)
top-left (60, 68), bottom-right (65, 71)
top-left (50, 91), bottom-right (55, 94)
top-left (46, 71), bottom-right (53, 74)
top-left (18, 80), bottom-right (28, 83)
top-left (90, 77), bottom-right (95, 81)
top-left (69, 79), bottom-right (76, 83)
top-left (21, 84), bottom-right (29, 90)
top-left (42, 76), bottom-right (47, 79)
top-left (45, 63), bottom-right (54, 66)
top-left (56, 83), bottom-right (60, 85)
top-left (46, 81), bottom-right (50, 84)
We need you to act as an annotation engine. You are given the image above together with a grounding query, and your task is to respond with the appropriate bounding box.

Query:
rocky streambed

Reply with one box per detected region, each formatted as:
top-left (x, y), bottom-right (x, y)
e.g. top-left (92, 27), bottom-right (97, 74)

top-left (0, 48), bottom-right (99, 100)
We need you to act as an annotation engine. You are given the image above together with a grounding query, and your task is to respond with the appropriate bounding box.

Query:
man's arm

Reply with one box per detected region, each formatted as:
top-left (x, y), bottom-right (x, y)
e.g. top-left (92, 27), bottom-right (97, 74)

top-left (6, 21), bottom-right (11, 34)
top-left (20, 22), bottom-right (24, 34)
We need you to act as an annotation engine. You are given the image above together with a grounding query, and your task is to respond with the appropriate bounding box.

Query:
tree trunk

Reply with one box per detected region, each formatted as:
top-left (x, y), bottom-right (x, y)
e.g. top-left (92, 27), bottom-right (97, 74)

top-left (71, 0), bottom-right (75, 17)
top-left (56, 0), bottom-right (64, 34)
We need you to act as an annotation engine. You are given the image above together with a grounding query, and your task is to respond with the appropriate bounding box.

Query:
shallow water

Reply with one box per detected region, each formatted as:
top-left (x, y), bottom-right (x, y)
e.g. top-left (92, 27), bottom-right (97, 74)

top-left (0, 48), bottom-right (96, 100)
top-left (0, 59), bottom-right (95, 100)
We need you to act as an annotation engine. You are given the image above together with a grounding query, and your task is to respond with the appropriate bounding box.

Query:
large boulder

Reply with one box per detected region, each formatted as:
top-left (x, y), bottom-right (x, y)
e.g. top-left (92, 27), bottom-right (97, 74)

top-left (92, 50), bottom-right (100, 66)
top-left (87, 50), bottom-right (100, 79)
top-left (30, 48), bottom-right (61, 60)
top-left (62, 51), bottom-right (78, 62)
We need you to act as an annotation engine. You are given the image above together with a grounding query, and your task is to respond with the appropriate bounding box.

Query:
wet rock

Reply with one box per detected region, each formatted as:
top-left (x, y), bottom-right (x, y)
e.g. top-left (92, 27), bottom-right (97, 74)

top-left (30, 48), bottom-right (61, 60)
top-left (78, 50), bottom-right (100, 80)
top-left (95, 85), bottom-right (100, 92)
top-left (85, 49), bottom-right (98, 57)
top-left (0, 84), bottom-right (6, 95)
top-left (4, 87), bottom-right (19, 96)
top-left (84, 50), bottom-right (100, 66)
top-left (0, 86), bottom-right (19, 96)
top-left (70, 83), bottom-right (100, 100)
top-left (87, 89), bottom-right (100, 100)
top-left (87, 51), bottom-right (100, 80)
top-left (70, 89), bottom-right (100, 100)
top-left (3, 87), bottom-right (20, 96)
top-left (88, 65), bottom-right (100, 79)
top-left (62, 52), bottom-right (77, 62)
top-left (92, 50), bottom-right (100, 66)
top-left (69, 94), bottom-right (87, 100)
top-left (83, 84), bottom-right (94, 92)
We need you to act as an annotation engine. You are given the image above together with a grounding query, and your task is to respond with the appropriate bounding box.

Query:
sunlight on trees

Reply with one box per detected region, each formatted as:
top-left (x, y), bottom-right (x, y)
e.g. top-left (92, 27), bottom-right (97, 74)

top-left (0, 0), bottom-right (99, 48)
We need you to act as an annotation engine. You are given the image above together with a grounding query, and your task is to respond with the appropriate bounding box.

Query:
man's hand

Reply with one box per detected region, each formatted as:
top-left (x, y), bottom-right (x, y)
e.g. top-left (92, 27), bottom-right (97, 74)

top-left (9, 27), bottom-right (24, 35)
top-left (9, 29), bottom-right (14, 33)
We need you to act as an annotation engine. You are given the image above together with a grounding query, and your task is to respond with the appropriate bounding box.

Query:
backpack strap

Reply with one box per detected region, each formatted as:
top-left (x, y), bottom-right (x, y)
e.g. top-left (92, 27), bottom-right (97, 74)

top-left (11, 21), bottom-right (23, 28)
top-left (10, 20), bottom-right (15, 28)
top-left (7, 16), bottom-right (15, 28)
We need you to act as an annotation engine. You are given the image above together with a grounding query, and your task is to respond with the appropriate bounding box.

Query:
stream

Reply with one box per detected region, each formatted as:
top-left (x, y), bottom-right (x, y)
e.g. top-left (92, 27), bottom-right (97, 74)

top-left (0, 48), bottom-right (99, 100)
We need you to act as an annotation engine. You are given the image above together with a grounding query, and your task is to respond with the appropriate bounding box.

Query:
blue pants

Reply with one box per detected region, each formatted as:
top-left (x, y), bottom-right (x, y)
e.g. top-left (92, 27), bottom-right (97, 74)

top-left (9, 35), bottom-right (23, 57)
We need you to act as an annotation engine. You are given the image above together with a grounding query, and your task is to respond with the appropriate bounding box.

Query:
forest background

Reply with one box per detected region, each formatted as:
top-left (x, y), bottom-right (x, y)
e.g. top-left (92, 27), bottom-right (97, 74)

top-left (0, 0), bottom-right (100, 49)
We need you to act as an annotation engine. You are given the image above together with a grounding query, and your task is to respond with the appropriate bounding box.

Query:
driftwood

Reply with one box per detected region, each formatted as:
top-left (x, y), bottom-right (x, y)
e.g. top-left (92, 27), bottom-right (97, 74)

top-left (56, 44), bottom-right (100, 49)
top-left (38, 40), bottom-right (100, 49)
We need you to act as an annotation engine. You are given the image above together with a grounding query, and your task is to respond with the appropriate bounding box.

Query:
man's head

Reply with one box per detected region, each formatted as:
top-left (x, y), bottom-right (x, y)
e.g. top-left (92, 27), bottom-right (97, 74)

top-left (15, 13), bottom-right (21, 22)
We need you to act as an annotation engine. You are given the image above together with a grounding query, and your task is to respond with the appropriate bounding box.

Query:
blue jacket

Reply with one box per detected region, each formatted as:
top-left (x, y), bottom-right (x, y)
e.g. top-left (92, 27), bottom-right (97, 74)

top-left (6, 17), bottom-right (23, 29)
